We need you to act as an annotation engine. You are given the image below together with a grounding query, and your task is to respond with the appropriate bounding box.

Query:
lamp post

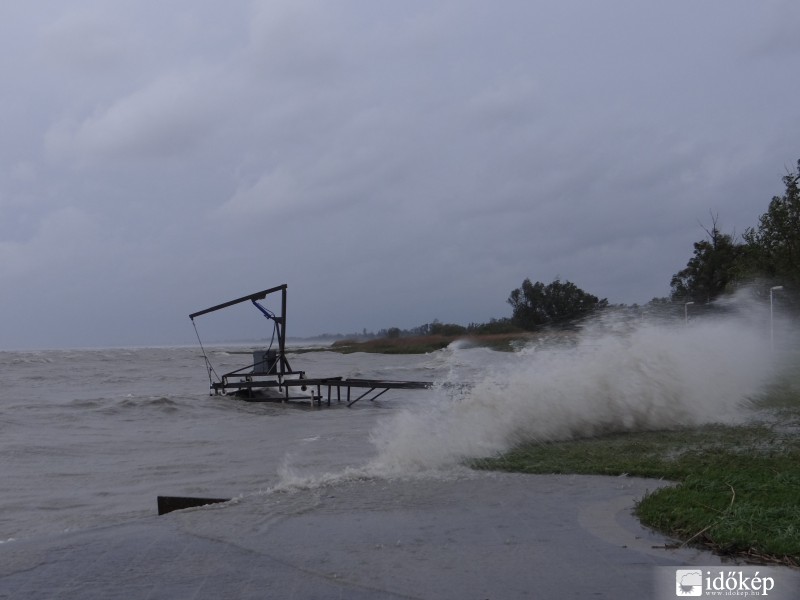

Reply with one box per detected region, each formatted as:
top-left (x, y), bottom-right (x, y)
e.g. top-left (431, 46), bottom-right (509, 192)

top-left (770, 286), bottom-right (783, 352)
top-left (684, 301), bottom-right (694, 324)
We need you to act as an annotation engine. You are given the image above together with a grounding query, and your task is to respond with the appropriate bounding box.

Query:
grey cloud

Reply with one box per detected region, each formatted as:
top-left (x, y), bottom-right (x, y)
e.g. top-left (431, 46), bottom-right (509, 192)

top-left (45, 69), bottom-right (224, 163)
top-left (38, 11), bottom-right (132, 74)
top-left (0, 1), bottom-right (798, 348)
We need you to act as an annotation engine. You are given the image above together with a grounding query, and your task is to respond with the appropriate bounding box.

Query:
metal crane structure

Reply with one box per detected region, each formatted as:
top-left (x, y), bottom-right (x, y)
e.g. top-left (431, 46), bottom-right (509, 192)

top-left (189, 284), bottom-right (431, 407)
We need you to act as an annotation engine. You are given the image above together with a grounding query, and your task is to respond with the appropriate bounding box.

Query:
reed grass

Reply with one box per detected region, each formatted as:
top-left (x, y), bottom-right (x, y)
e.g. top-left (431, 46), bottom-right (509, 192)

top-left (329, 333), bottom-right (536, 354)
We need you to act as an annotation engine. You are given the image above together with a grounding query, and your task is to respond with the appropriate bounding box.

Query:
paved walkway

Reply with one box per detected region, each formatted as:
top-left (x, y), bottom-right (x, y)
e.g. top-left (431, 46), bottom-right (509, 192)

top-left (1, 473), bottom-right (796, 599)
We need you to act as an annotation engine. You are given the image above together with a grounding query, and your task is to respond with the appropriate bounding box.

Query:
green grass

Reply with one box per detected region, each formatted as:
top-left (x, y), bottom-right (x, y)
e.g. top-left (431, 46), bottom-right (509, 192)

top-left (473, 399), bottom-right (800, 566)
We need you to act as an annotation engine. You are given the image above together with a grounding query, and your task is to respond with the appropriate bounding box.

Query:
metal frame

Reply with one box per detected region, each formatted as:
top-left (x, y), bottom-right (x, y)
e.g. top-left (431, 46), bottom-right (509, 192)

top-left (190, 284), bottom-right (296, 380)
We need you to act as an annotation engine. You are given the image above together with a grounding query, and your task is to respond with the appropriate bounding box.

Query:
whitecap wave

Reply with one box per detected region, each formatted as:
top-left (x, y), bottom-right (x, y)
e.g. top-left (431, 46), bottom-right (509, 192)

top-left (367, 314), bottom-right (774, 474)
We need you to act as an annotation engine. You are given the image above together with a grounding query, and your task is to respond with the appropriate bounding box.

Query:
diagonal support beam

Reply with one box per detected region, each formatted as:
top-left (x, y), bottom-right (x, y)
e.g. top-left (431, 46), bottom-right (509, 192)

top-left (189, 284), bottom-right (287, 320)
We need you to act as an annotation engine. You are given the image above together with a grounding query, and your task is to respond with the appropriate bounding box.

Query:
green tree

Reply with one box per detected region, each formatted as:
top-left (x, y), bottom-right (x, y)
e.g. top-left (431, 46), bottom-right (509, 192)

top-left (670, 217), bottom-right (742, 303)
top-left (429, 322), bottom-right (467, 336)
top-left (742, 159), bottom-right (800, 291)
top-left (385, 327), bottom-right (401, 339)
top-left (507, 278), bottom-right (607, 330)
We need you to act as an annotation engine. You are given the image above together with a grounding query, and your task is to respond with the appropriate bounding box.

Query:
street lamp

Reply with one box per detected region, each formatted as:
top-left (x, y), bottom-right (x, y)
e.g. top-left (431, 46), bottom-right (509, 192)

top-left (770, 286), bottom-right (784, 352)
top-left (684, 301), bottom-right (694, 324)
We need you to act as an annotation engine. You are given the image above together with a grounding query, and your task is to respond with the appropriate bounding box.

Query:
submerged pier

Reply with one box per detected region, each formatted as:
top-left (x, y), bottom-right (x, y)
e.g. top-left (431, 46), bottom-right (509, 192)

top-left (190, 284), bottom-right (432, 407)
top-left (212, 375), bottom-right (431, 407)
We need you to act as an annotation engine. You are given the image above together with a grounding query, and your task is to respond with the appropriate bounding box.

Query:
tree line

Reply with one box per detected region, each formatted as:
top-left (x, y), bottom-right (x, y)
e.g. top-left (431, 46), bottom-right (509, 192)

top-left (509, 159), bottom-right (799, 330)
top-left (511, 159), bottom-right (799, 330)
top-left (670, 159), bottom-right (799, 306)
top-left (374, 159), bottom-right (799, 337)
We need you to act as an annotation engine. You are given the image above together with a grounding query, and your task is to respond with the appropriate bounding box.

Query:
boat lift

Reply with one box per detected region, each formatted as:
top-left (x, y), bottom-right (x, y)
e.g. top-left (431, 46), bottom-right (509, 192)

top-left (189, 284), bottom-right (432, 407)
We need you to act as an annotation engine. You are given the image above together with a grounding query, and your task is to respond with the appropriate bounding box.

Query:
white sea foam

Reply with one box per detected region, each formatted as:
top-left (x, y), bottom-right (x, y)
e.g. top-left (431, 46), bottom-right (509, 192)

top-left (366, 313), bottom-right (775, 475)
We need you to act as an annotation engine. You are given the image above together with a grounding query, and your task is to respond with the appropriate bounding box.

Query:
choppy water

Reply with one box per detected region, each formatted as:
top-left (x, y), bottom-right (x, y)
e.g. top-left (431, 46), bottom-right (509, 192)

top-left (0, 346), bottom-right (451, 541)
top-left (0, 311), bottom-right (781, 543)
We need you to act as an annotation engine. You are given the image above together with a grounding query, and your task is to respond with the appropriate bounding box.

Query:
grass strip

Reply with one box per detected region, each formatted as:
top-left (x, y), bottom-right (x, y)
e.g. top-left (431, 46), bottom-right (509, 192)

top-left (330, 335), bottom-right (454, 354)
top-left (472, 422), bottom-right (800, 567)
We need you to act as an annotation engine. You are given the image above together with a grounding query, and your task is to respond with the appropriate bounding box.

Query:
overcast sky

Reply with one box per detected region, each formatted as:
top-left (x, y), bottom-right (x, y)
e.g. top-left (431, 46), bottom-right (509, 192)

top-left (1, 1), bottom-right (799, 349)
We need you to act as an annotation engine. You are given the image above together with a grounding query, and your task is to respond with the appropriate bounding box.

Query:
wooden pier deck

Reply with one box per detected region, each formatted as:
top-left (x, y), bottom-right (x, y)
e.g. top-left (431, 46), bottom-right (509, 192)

top-left (212, 375), bottom-right (433, 407)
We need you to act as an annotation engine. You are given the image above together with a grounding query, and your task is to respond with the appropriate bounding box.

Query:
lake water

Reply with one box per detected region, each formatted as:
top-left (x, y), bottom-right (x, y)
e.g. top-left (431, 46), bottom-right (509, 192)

top-left (0, 346), bottom-right (450, 541)
top-left (0, 315), bottom-right (780, 544)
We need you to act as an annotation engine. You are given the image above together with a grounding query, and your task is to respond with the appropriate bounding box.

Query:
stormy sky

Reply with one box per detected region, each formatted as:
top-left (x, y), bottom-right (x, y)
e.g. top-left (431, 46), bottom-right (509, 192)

top-left (1, 1), bottom-right (799, 349)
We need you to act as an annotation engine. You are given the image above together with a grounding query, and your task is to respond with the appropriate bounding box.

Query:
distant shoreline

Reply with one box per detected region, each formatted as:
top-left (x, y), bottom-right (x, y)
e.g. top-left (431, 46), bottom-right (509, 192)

top-left (322, 332), bottom-right (538, 354)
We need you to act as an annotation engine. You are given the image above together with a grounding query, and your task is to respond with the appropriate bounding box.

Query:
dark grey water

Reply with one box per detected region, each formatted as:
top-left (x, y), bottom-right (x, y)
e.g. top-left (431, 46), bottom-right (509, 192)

top-left (0, 346), bottom-right (447, 541)
top-left (0, 316), bottom-right (776, 544)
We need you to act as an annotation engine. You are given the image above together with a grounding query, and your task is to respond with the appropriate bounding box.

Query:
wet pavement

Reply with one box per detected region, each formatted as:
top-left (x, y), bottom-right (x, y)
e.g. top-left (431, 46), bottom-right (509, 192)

top-left (2, 473), bottom-right (797, 599)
